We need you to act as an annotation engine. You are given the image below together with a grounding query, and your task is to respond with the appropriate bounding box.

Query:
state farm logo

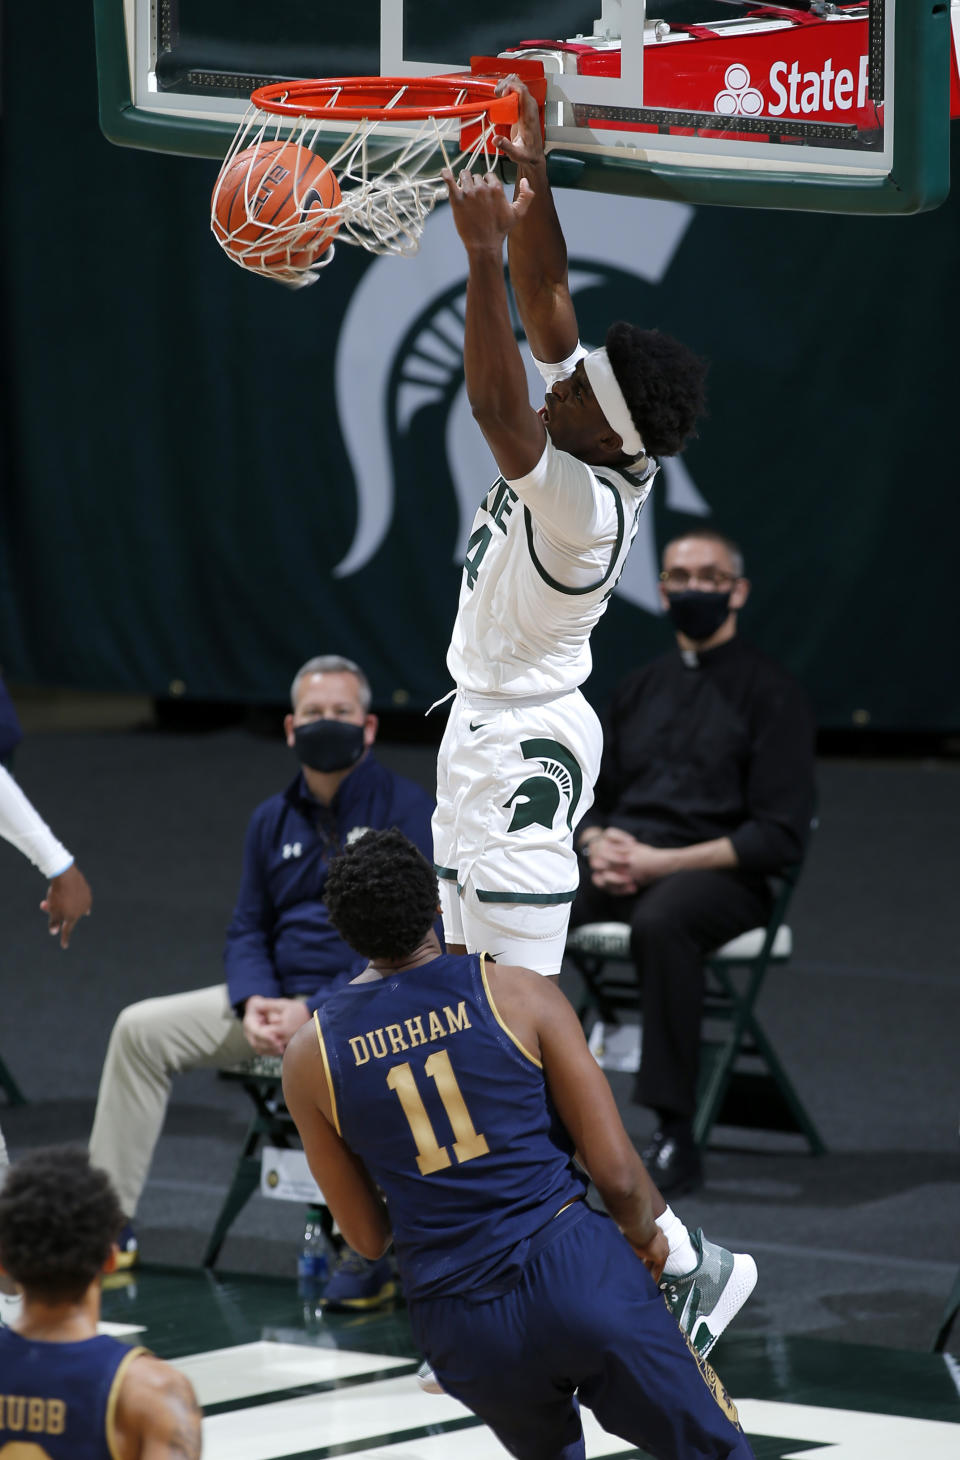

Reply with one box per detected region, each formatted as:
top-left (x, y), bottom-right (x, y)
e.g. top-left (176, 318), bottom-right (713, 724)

top-left (714, 54), bottom-right (870, 119)
top-left (714, 65), bottom-right (764, 118)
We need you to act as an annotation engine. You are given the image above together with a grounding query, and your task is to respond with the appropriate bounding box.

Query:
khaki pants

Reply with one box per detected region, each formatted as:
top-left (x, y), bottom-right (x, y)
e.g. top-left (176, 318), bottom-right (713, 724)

top-left (88, 984), bottom-right (253, 1218)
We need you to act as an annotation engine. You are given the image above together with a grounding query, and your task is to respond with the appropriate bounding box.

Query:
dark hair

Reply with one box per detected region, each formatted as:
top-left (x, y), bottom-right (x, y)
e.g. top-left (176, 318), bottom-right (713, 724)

top-left (324, 828), bottom-right (438, 961)
top-left (0, 1146), bottom-right (124, 1302)
top-left (605, 322), bottom-right (708, 458)
top-left (664, 527), bottom-right (744, 576)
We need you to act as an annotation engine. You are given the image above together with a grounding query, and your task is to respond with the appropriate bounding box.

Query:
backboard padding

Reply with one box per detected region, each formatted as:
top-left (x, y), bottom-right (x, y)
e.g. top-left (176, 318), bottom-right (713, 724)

top-left (94, 1), bottom-right (952, 215)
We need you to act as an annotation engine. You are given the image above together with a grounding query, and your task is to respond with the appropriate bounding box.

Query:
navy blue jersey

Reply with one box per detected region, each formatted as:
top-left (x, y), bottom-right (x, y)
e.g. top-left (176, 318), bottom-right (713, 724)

top-left (0, 1328), bottom-right (145, 1458)
top-left (316, 952), bottom-right (587, 1300)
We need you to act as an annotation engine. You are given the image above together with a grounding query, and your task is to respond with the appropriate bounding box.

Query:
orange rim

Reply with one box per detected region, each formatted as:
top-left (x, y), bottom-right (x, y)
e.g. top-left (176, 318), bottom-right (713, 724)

top-left (249, 76), bottom-right (519, 125)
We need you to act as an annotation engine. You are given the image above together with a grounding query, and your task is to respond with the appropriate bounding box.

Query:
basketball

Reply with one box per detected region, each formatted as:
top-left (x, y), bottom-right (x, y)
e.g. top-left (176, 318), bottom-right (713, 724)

top-left (212, 140), bottom-right (341, 273)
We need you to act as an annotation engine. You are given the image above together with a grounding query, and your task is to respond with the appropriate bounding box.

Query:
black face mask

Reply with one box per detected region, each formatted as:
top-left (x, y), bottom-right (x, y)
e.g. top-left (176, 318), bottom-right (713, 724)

top-left (293, 719), bottom-right (366, 774)
top-left (666, 590), bottom-right (733, 644)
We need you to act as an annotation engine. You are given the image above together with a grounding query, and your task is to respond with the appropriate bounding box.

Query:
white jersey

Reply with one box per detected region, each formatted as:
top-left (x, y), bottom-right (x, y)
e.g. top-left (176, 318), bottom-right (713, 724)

top-left (0, 765), bottom-right (72, 878)
top-left (446, 350), bottom-right (657, 701)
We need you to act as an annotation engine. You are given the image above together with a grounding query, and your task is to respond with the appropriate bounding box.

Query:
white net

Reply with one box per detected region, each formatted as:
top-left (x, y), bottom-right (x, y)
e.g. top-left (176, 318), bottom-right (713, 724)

top-left (211, 83), bottom-right (506, 289)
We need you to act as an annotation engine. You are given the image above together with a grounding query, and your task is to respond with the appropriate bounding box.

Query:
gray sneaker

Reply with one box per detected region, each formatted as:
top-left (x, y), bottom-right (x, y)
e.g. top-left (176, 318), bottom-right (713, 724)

top-left (659, 1229), bottom-right (757, 1359)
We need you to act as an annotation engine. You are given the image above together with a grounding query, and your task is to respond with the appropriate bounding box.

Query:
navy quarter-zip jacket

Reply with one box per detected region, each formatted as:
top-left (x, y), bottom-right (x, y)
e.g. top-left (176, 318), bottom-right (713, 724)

top-left (224, 754), bottom-right (436, 1013)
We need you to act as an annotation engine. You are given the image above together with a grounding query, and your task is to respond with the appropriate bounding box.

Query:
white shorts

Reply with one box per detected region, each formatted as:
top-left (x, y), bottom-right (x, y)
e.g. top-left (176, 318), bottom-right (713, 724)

top-left (432, 687), bottom-right (602, 976)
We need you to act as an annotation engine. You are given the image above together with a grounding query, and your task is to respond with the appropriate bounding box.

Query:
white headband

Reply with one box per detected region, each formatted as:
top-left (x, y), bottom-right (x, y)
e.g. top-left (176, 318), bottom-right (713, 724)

top-left (583, 347), bottom-right (645, 458)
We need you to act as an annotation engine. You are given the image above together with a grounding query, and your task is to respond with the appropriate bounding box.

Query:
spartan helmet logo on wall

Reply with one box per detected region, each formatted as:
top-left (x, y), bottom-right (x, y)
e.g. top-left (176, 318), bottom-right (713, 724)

top-left (504, 739), bottom-right (584, 834)
top-left (332, 190), bottom-right (712, 615)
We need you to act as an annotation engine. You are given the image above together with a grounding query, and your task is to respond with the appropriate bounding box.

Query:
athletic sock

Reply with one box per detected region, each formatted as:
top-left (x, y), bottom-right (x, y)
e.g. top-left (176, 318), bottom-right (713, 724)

top-left (0, 1289), bottom-right (23, 1327)
top-left (657, 1204), bottom-right (699, 1276)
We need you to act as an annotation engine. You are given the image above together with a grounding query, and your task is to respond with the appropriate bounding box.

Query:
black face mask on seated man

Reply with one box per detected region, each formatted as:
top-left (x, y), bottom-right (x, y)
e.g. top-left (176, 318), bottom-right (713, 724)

top-left (293, 719), bottom-right (366, 774)
top-left (666, 589), bottom-right (733, 644)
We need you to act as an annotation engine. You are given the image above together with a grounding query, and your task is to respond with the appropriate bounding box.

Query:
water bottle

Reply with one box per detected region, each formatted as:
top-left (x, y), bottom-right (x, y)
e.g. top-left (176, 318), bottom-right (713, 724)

top-left (297, 1204), bottom-right (333, 1298)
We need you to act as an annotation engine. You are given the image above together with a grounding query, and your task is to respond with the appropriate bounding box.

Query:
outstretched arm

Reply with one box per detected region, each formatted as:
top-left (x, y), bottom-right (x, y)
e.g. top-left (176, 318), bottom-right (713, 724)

top-left (487, 964), bottom-right (668, 1278)
top-left (0, 766), bottom-right (92, 947)
top-left (443, 168), bottom-right (546, 480)
top-left (538, 985), bottom-right (667, 1275)
top-left (496, 78), bottom-right (579, 365)
top-left (282, 1020), bottom-right (392, 1259)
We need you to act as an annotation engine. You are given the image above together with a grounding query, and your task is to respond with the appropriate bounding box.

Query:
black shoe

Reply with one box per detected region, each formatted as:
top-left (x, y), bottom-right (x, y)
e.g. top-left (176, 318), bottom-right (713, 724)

top-left (641, 1129), bottom-right (666, 1165)
top-left (321, 1250), bottom-right (398, 1311)
top-left (642, 1129), bottom-right (703, 1198)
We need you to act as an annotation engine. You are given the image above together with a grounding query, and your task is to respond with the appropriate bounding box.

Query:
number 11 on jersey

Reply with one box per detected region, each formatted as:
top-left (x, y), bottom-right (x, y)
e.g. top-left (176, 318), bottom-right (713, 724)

top-left (387, 1050), bottom-right (490, 1174)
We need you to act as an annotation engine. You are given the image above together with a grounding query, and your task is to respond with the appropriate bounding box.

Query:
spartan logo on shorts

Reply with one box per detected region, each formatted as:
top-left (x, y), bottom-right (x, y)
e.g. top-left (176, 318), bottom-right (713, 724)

top-left (503, 738), bottom-right (583, 834)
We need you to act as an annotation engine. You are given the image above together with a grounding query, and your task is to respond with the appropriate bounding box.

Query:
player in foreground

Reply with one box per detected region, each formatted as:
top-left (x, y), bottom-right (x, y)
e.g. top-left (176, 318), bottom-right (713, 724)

top-left (0, 1146), bottom-right (202, 1458)
top-left (283, 830), bottom-right (756, 1460)
top-left (433, 77), bottom-right (708, 980)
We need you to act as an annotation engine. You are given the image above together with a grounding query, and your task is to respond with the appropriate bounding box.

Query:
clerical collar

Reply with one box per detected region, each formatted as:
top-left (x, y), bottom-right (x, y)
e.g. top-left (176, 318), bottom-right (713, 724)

top-left (678, 637), bottom-right (742, 671)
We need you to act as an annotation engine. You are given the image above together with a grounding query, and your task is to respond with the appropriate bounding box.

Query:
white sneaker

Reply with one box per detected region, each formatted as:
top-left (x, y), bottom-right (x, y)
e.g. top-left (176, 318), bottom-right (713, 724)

top-left (659, 1229), bottom-right (757, 1359)
top-left (416, 1359), bottom-right (445, 1395)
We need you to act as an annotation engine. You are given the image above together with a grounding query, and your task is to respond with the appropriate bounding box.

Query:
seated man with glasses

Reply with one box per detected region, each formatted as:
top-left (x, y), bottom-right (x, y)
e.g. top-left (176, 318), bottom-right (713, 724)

top-left (571, 528), bottom-right (816, 1194)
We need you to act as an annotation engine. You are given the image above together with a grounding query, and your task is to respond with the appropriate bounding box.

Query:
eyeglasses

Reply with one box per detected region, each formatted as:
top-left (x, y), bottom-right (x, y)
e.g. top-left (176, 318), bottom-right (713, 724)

top-left (659, 568), bottom-right (739, 591)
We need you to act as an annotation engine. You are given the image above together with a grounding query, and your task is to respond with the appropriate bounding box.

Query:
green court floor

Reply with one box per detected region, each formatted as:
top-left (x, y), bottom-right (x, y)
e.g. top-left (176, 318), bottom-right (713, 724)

top-left (100, 1265), bottom-right (960, 1459)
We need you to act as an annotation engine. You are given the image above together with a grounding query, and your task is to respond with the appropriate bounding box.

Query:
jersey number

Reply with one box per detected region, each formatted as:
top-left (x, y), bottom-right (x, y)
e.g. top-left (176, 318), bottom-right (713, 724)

top-left (387, 1051), bottom-right (489, 1174)
top-left (463, 525), bottom-right (492, 591)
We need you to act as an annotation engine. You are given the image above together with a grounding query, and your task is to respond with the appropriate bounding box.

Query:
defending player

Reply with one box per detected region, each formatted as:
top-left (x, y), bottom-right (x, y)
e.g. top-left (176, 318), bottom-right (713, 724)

top-left (0, 1146), bottom-right (202, 1459)
top-left (433, 77), bottom-right (707, 979)
top-left (283, 830), bottom-right (756, 1460)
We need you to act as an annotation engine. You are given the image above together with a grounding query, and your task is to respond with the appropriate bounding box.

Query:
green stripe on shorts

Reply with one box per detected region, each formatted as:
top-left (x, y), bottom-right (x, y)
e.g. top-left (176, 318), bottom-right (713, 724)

top-left (475, 889), bottom-right (578, 904)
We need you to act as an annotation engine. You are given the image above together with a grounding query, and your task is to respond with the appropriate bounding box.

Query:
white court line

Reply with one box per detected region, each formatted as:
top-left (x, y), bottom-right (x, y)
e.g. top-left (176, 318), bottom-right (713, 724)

top-left (196, 1348), bottom-right (960, 1460)
top-left (172, 1340), bottom-right (409, 1407)
top-left (343, 1407), bottom-right (637, 1458)
top-left (201, 1374), bottom-right (470, 1460)
top-left (98, 1321), bottom-right (147, 1337)
top-left (735, 1399), bottom-right (960, 1459)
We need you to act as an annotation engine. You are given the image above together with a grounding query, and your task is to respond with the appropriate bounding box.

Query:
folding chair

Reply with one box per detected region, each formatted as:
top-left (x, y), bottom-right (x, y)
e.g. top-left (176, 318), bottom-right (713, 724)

top-left (201, 1055), bottom-right (298, 1268)
top-left (932, 1267), bottom-right (960, 1354)
top-left (565, 866), bottom-right (826, 1153)
top-left (0, 1051), bottom-right (27, 1106)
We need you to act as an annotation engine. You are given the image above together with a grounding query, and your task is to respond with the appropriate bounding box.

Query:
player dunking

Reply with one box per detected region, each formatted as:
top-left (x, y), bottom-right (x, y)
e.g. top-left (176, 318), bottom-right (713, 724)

top-left (0, 1147), bottom-right (202, 1458)
top-left (433, 77), bottom-right (707, 980)
top-left (283, 830), bottom-right (755, 1460)
top-left (427, 79), bottom-right (747, 1400)
top-left (434, 82), bottom-right (703, 981)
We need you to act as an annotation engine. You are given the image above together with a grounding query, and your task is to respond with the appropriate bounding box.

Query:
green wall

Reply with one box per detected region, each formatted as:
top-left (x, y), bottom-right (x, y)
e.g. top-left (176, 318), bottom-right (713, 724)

top-left (1, 6), bottom-right (957, 728)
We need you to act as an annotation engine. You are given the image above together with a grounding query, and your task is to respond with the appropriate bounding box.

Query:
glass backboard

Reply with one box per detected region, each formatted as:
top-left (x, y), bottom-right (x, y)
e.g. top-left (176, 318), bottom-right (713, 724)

top-left (94, 1), bottom-right (954, 214)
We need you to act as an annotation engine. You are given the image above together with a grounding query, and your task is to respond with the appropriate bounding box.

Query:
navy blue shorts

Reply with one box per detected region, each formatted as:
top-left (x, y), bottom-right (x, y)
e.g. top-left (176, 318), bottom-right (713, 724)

top-left (409, 1203), bottom-right (753, 1460)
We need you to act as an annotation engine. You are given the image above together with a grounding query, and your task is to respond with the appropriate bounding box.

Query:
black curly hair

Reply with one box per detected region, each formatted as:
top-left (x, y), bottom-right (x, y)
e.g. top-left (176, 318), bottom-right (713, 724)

top-left (605, 322), bottom-right (708, 458)
top-left (324, 828), bottom-right (439, 962)
top-left (0, 1146), bottom-right (124, 1302)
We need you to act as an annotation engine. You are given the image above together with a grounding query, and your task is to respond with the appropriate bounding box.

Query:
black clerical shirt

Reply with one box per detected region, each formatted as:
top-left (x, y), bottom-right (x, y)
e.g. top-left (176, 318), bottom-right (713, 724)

top-left (583, 637), bottom-right (816, 873)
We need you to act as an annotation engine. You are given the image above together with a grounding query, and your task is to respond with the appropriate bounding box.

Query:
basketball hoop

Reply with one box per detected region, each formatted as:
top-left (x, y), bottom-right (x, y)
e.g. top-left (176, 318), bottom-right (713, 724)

top-left (211, 76), bottom-right (520, 288)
